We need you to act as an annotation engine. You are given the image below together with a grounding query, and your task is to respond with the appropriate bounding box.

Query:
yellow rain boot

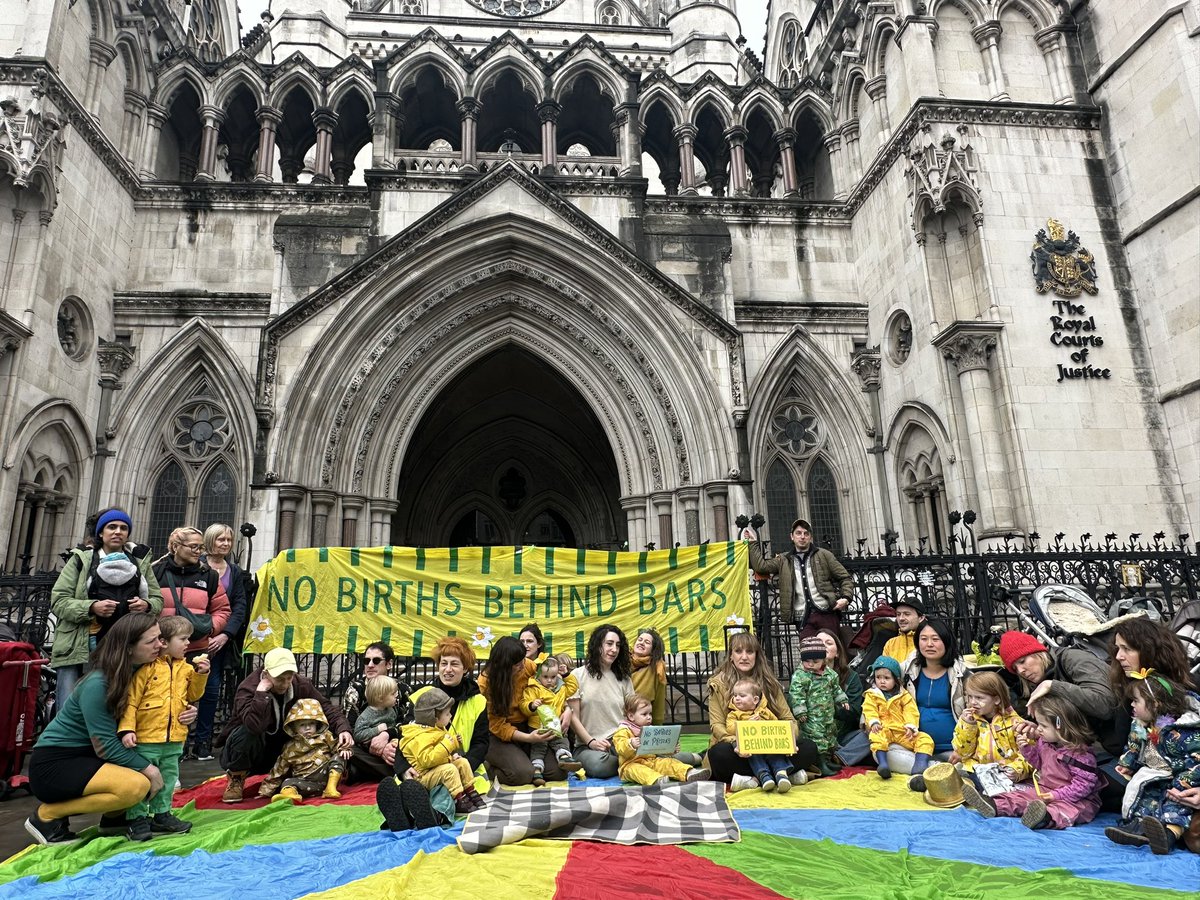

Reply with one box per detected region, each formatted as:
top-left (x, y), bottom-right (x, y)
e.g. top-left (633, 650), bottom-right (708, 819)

top-left (272, 785), bottom-right (303, 803)
top-left (322, 769), bottom-right (343, 799)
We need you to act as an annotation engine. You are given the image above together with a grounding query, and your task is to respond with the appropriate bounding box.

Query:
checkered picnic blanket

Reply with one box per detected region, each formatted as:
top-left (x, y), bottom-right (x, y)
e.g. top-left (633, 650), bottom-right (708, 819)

top-left (456, 781), bottom-right (739, 854)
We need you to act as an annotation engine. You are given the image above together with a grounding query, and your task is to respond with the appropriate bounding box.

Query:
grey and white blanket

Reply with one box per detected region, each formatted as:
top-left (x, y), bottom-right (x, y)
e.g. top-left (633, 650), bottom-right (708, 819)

top-left (456, 780), bottom-right (739, 854)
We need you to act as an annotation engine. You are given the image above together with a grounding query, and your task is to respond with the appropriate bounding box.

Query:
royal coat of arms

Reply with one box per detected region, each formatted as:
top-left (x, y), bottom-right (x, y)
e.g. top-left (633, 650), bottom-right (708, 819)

top-left (1030, 218), bottom-right (1098, 297)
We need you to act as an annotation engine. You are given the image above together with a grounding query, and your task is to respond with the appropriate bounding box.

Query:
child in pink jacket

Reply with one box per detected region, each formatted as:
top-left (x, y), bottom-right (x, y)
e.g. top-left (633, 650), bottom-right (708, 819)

top-left (959, 695), bottom-right (1102, 830)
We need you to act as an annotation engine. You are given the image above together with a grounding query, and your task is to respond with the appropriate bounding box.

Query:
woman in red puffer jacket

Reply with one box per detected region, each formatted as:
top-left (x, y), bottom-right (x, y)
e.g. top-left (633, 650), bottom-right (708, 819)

top-left (153, 526), bottom-right (230, 654)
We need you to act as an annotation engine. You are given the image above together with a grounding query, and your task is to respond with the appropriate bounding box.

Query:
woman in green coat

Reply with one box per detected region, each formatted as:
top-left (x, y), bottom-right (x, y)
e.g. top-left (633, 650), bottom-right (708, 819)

top-left (50, 508), bottom-right (162, 703)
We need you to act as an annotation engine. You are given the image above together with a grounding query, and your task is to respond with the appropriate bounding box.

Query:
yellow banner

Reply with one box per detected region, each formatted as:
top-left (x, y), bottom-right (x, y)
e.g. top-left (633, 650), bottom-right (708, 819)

top-left (246, 542), bottom-right (750, 658)
top-left (735, 720), bottom-right (796, 756)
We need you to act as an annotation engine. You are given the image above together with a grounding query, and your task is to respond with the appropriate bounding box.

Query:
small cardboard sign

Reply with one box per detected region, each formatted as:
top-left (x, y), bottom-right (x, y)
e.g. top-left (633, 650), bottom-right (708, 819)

top-left (636, 724), bottom-right (682, 757)
top-left (735, 719), bottom-right (795, 756)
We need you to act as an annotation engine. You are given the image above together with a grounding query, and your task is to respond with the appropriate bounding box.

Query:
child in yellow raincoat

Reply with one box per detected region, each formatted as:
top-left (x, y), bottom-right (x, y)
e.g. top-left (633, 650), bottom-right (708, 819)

top-left (726, 678), bottom-right (798, 792)
top-left (952, 672), bottom-right (1031, 784)
top-left (521, 658), bottom-right (583, 785)
top-left (862, 656), bottom-right (933, 780)
top-left (398, 688), bottom-right (487, 814)
top-left (612, 695), bottom-right (707, 786)
top-left (257, 698), bottom-right (352, 803)
top-left (117, 615), bottom-right (209, 841)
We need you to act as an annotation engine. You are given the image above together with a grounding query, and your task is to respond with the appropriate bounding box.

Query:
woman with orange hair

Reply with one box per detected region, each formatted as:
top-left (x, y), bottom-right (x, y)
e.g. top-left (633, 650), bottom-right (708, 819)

top-left (409, 636), bottom-right (488, 777)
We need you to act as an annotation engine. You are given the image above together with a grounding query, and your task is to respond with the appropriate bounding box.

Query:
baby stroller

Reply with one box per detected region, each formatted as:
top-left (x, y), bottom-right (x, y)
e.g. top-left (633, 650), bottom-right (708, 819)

top-left (1005, 584), bottom-right (1150, 660)
top-left (1171, 599), bottom-right (1200, 685)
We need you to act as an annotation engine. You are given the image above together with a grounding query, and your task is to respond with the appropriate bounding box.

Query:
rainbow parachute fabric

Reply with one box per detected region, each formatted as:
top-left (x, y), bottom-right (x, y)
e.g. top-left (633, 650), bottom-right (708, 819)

top-left (2, 746), bottom-right (1197, 899)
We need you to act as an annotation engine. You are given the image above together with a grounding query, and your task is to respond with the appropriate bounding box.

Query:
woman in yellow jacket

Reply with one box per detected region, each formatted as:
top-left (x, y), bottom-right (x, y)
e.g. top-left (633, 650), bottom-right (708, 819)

top-left (116, 616), bottom-right (209, 840)
top-left (631, 628), bottom-right (667, 725)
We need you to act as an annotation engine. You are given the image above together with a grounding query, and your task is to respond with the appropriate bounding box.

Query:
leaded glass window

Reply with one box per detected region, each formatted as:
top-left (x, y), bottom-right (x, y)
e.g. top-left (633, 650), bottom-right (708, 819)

top-left (148, 461), bottom-right (188, 557)
top-left (198, 461), bottom-right (236, 532)
top-left (764, 457), bottom-right (797, 550)
top-left (807, 457), bottom-right (843, 554)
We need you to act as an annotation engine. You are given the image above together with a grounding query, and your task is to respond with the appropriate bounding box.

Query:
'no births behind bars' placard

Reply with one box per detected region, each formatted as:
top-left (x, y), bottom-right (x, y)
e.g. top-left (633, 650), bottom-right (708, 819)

top-left (735, 720), bottom-right (796, 756)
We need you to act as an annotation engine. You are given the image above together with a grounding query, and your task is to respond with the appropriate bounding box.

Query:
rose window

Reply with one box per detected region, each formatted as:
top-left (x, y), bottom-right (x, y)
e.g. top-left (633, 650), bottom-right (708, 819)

top-left (770, 406), bottom-right (823, 457)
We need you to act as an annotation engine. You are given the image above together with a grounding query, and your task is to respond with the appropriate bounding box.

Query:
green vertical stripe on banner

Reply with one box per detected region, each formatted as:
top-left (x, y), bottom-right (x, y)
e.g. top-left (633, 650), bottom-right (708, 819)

top-left (415, 548), bottom-right (426, 570)
top-left (576, 548), bottom-right (587, 574)
top-left (350, 548), bottom-right (360, 567)
top-left (319, 548), bottom-right (328, 563)
top-left (638, 552), bottom-right (648, 574)
top-left (726, 541), bottom-right (736, 565)
top-left (545, 548), bottom-right (555, 575)
top-left (699, 625), bottom-right (710, 652)
top-left (312, 626), bottom-right (324, 656)
top-left (447, 630), bottom-right (456, 637)
top-left (667, 627), bottom-right (679, 653)
top-left (576, 632), bottom-right (585, 659)
top-left (481, 546), bottom-right (491, 575)
top-left (283, 626), bottom-right (294, 649)
top-left (513, 548), bottom-right (523, 576)
top-left (383, 546), bottom-right (393, 568)
top-left (698, 543), bottom-right (708, 568)
top-left (381, 627), bottom-right (392, 646)
top-left (449, 547), bottom-right (458, 572)
top-left (286, 549), bottom-right (296, 563)
top-left (668, 547), bottom-right (678, 569)
top-left (544, 634), bottom-right (553, 655)
top-left (607, 552), bottom-right (617, 575)
top-left (346, 625), bottom-right (358, 654)
top-left (412, 630), bottom-right (423, 658)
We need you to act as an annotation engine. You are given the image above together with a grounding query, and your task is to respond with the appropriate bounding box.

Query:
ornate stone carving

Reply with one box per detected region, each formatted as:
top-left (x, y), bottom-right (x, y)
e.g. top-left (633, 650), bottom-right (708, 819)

top-left (905, 123), bottom-right (980, 233)
top-left (0, 78), bottom-right (67, 208)
top-left (851, 344), bottom-right (882, 390)
top-left (96, 339), bottom-right (135, 381)
top-left (0, 309), bottom-right (33, 363)
top-left (933, 322), bottom-right (1004, 374)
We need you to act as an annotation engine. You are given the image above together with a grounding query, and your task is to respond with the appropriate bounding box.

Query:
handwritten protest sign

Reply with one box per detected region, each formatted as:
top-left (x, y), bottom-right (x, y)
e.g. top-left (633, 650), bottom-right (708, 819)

top-left (636, 725), bottom-right (682, 757)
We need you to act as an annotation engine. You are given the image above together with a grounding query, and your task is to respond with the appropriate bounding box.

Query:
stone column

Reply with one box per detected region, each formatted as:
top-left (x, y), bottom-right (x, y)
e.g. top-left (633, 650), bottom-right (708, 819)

top-left (896, 18), bottom-right (941, 103)
top-left (0, 209), bottom-right (25, 309)
top-left (823, 131), bottom-right (845, 200)
top-left (616, 103), bottom-right (641, 175)
top-left (620, 496), bottom-right (647, 550)
top-left (457, 97), bottom-right (479, 171)
top-left (704, 484), bottom-right (729, 541)
top-left (774, 128), bottom-right (798, 197)
top-left (310, 108), bottom-right (337, 184)
top-left (934, 322), bottom-right (1014, 533)
top-left (341, 496), bottom-right (364, 546)
top-left (841, 120), bottom-right (862, 186)
top-left (253, 106), bottom-right (283, 183)
top-left (277, 486), bottom-right (305, 551)
top-left (140, 102), bottom-right (169, 180)
top-left (24, 492), bottom-right (46, 572)
top-left (85, 38), bottom-right (117, 117)
top-left (864, 76), bottom-right (890, 141)
top-left (536, 100), bottom-right (561, 174)
top-left (723, 126), bottom-right (749, 197)
top-left (674, 123), bottom-right (698, 195)
top-left (369, 498), bottom-right (398, 545)
top-left (851, 343), bottom-right (894, 534)
top-left (1035, 27), bottom-right (1072, 103)
top-left (676, 488), bottom-right (701, 545)
top-left (86, 340), bottom-right (136, 515)
top-left (5, 492), bottom-right (32, 571)
top-left (120, 90), bottom-right (146, 160)
top-left (310, 490), bottom-right (336, 547)
top-left (372, 93), bottom-right (399, 167)
top-left (972, 22), bottom-right (1010, 101)
top-left (194, 105), bottom-right (226, 181)
top-left (651, 492), bottom-right (674, 549)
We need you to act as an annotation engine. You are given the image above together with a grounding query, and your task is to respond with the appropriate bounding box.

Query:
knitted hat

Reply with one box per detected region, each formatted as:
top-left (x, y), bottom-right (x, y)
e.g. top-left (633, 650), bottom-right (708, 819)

top-left (998, 631), bottom-right (1048, 673)
top-left (95, 508), bottom-right (132, 536)
top-left (870, 656), bottom-right (902, 681)
top-left (799, 637), bottom-right (827, 661)
top-left (414, 687), bottom-right (453, 726)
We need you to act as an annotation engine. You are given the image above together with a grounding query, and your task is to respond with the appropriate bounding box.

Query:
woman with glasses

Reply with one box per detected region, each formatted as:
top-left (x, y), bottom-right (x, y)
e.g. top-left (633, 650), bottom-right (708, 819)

top-left (153, 527), bottom-right (230, 658)
top-left (344, 642), bottom-right (408, 781)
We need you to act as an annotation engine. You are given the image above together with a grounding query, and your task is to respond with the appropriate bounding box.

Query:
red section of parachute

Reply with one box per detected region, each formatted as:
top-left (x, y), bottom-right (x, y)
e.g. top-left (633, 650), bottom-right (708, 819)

top-left (173, 773), bottom-right (381, 810)
top-left (555, 842), bottom-right (787, 899)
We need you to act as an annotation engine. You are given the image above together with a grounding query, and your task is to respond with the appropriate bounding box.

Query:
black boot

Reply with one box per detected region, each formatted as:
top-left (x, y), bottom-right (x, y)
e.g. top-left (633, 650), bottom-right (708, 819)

top-left (874, 750), bottom-right (891, 779)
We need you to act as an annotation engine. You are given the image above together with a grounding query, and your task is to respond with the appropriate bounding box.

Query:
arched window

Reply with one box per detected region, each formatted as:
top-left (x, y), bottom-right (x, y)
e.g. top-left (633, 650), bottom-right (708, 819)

top-left (400, 0), bottom-right (425, 13)
top-left (449, 510), bottom-right (501, 546)
top-left (198, 460), bottom-right (236, 530)
top-left (523, 509), bottom-right (575, 547)
top-left (148, 461), bottom-right (188, 557)
top-left (764, 458), bottom-right (798, 550)
top-left (599, 3), bottom-right (620, 25)
top-left (806, 457), bottom-right (843, 554)
top-left (779, 20), bottom-right (801, 88)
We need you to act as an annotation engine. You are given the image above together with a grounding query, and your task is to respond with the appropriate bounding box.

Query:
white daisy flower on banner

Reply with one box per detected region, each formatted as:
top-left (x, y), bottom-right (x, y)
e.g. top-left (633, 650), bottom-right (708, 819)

top-left (725, 614), bottom-right (745, 626)
top-left (471, 625), bottom-right (495, 649)
top-left (249, 616), bottom-right (274, 643)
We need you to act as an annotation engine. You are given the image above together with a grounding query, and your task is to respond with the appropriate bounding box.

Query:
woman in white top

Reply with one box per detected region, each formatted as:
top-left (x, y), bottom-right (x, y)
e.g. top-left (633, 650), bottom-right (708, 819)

top-left (568, 624), bottom-right (634, 778)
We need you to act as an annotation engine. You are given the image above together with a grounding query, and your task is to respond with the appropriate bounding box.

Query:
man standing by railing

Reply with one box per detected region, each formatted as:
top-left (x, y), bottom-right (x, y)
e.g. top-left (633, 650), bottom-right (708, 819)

top-left (743, 520), bottom-right (854, 639)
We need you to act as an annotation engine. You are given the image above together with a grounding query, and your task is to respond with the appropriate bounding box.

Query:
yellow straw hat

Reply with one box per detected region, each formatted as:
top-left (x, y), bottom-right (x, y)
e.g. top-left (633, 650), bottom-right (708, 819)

top-left (922, 762), bottom-right (965, 808)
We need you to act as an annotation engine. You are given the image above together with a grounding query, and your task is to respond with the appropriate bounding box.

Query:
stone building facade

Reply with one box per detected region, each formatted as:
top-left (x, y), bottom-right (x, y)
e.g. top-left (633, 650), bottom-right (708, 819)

top-left (0, 0), bottom-right (1195, 569)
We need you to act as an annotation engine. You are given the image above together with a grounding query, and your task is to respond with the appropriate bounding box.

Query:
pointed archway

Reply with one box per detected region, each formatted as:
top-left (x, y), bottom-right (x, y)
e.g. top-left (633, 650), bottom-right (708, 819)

top-left (391, 345), bottom-right (622, 547)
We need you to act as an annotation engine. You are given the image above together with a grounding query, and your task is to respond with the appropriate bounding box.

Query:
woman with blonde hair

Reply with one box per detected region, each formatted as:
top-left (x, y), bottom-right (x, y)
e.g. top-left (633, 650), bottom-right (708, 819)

top-left (706, 631), bottom-right (819, 788)
top-left (153, 526), bottom-right (230, 656)
top-left (188, 523), bottom-right (249, 761)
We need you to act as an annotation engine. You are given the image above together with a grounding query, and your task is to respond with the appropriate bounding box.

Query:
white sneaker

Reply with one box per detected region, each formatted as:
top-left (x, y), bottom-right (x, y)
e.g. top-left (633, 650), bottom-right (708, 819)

top-left (730, 774), bottom-right (758, 792)
top-left (173, 779), bottom-right (182, 792)
top-left (789, 769), bottom-right (809, 786)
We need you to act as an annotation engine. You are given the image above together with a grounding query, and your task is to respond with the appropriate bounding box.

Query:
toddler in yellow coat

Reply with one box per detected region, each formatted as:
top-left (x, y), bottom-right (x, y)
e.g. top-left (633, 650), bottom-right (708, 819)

top-left (521, 658), bottom-right (584, 785)
top-left (951, 672), bottom-right (1031, 784)
top-left (398, 688), bottom-right (487, 814)
top-left (862, 656), bottom-right (933, 780)
top-left (117, 616), bottom-right (209, 841)
top-left (612, 695), bottom-right (707, 786)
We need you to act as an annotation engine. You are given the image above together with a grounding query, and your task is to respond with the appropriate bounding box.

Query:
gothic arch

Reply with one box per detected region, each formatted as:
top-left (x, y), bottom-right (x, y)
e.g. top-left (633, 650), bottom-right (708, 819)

top-left (470, 53), bottom-right (544, 102)
top-left (212, 69), bottom-right (267, 111)
top-left (788, 95), bottom-right (836, 136)
top-left (992, 0), bottom-right (1056, 31)
top-left (267, 67), bottom-right (324, 111)
top-left (737, 90), bottom-right (785, 132)
top-left (152, 63), bottom-right (210, 108)
top-left (839, 68), bottom-right (868, 122)
top-left (865, 21), bottom-right (899, 79)
top-left (114, 34), bottom-right (147, 95)
top-left (3, 399), bottom-right (92, 479)
top-left (551, 53), bottom-right (625, 105)
top-left (109, 319), bottom-right (255, 504)
top-left (887, 403), bottom-right (957, 549)
top-left (931, 0), bottom-right (985, 26)
top-left (686, 87), bottom-right (734, 127)
top-left (635, 84), bottom-right (685, 128)
top-left (391, 50), bottom-right (468, 99)
top-left (329, 70), bottom-right (377, 113)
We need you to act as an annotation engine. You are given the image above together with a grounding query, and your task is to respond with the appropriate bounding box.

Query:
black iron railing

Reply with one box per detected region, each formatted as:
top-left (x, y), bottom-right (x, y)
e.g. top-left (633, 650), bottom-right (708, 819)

top-left (4, 518), bottom-right (1195, 732)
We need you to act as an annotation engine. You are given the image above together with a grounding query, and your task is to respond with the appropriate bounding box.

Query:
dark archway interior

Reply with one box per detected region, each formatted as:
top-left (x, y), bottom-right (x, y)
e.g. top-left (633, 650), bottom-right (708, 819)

top-left (477, 71), bottom-right (539, 152)
top-left (392, 345), bottom-right (623, 548)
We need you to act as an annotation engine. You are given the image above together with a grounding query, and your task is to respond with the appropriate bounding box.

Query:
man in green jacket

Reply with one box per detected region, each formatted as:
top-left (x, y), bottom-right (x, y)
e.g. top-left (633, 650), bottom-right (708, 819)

top-left (744, 518), bottom-right (854, 639)
top-left (49, 508), bottom-right (162, 703)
